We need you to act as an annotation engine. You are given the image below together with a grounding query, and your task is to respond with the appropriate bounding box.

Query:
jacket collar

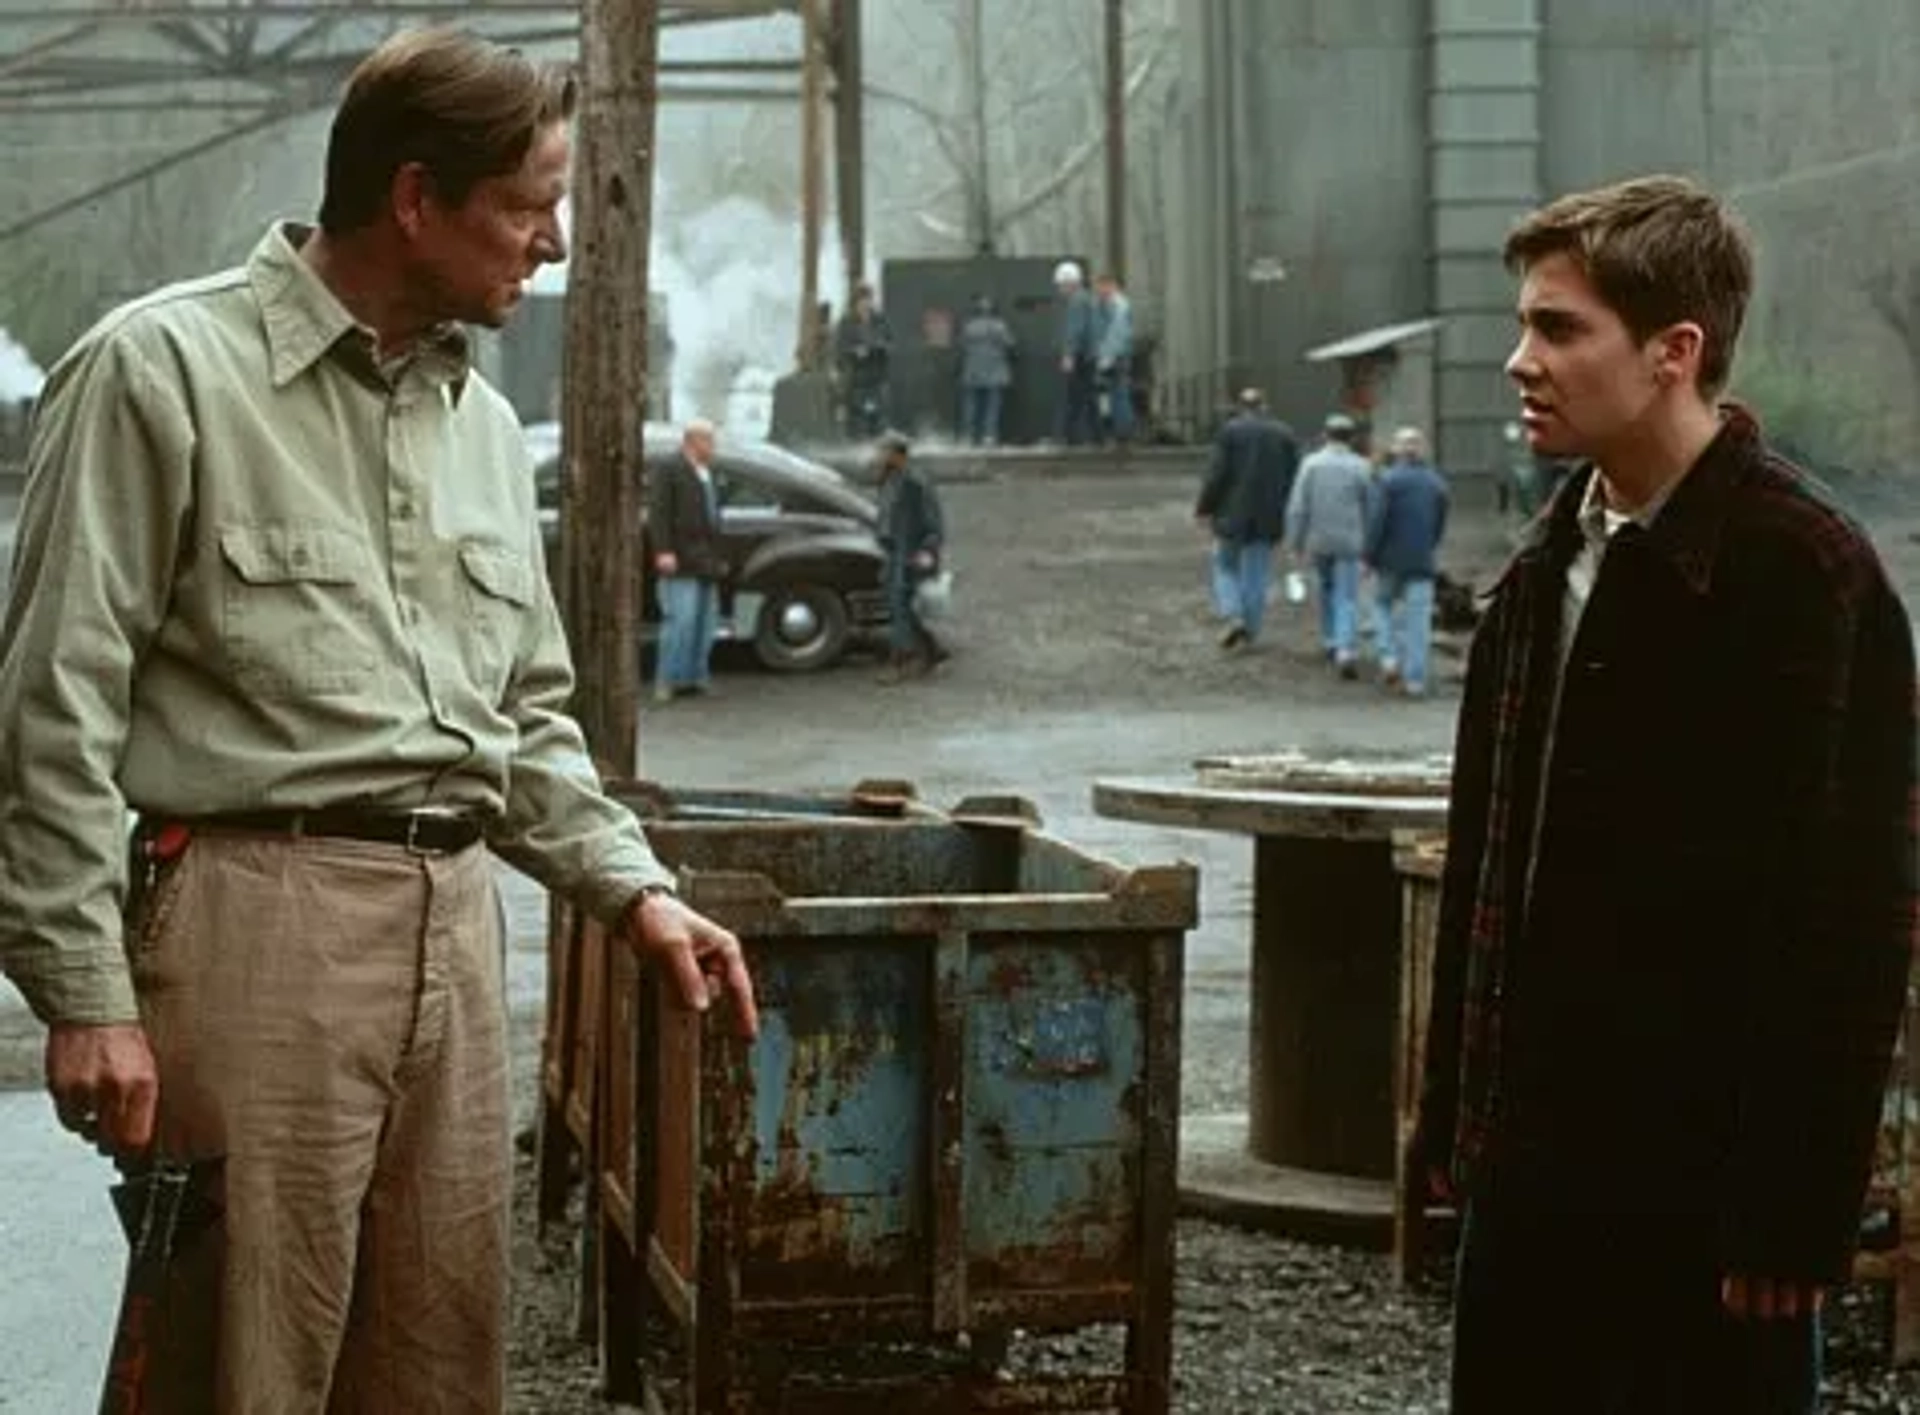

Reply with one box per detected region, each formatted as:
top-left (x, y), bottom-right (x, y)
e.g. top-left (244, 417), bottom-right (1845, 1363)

top-left (250, 222), bottom-right (470, 400)
top-left (1502, 404), bottom-right (1761, 596)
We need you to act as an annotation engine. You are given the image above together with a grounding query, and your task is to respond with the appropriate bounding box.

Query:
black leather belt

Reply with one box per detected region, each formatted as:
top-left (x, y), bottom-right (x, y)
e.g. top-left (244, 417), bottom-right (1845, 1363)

top-left (167, 807), bottom-right (490, 855)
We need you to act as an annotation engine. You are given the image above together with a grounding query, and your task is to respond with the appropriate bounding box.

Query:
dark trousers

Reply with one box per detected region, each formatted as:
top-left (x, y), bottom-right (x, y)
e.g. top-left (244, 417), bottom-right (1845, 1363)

top-left (886, 560), bottom-right (941, 661)
top-left (1056, 358), bottom-right (1097, 446)
top-left (1451, 1201), bottom-right (1820, 1415)
top-left (961, 384), bottom-right (1005, 445)
top-left (845, 380), bottom-right (887, 439)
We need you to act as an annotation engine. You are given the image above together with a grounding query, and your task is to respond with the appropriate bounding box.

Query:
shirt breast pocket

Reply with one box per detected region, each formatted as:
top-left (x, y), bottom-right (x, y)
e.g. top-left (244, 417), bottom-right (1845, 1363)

top-left (457, 542), bottom-right (536, 693)
top-left (218, 523), bottom-right (377, 699)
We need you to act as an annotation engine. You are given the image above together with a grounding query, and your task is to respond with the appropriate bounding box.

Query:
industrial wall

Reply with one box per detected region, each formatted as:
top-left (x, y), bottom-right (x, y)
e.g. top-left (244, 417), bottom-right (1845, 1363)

top-left (1165, 0), bottom-right (1920, 474)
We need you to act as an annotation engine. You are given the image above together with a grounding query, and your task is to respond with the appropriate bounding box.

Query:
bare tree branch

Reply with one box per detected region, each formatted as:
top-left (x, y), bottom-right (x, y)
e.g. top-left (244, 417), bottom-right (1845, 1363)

top-left (989, 35), bottom-right (1171, 236)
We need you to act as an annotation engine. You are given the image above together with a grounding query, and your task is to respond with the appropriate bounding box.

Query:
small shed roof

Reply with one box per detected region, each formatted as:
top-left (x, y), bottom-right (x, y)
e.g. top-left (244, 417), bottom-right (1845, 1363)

top-left (1304, 317), bottom-right (1444, 363)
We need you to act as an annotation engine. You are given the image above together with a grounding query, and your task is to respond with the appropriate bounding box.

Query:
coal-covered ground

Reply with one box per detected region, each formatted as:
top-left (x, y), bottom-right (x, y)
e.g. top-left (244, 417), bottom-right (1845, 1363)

top-left (487, 457), bottom-right (1920, 1414)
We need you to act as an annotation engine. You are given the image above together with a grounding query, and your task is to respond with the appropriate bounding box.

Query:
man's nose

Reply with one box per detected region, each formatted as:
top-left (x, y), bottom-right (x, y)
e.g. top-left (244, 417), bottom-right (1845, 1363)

top-left (536, 214), bottom-right (567, 265)
top-left (1505, 333), bottom-right (1538, 384)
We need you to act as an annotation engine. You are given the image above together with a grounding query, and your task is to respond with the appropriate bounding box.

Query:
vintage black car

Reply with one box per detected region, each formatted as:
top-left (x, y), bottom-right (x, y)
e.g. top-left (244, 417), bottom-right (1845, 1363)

top-left (524, 421), bottom-right (888, 671)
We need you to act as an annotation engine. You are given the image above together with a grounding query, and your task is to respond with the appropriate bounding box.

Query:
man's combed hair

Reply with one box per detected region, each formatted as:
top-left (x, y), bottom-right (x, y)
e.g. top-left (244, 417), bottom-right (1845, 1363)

top-left (318, 27), bottom-right (576, 235)
top-left (1504, 174), bottom-right (1755, 396)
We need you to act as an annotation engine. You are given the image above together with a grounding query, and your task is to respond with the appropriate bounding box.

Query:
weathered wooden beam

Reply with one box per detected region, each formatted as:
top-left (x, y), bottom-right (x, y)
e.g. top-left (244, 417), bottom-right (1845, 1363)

top-left (560, 0), bottom-right (659, 776)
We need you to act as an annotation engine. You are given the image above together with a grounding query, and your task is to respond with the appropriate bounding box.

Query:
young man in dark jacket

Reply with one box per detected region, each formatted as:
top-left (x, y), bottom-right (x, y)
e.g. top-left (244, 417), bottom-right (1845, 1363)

top-left (1419, 174), bottom-right (1917, 1413)
top-left (647, 418), bottom-right (725, 701)
top-left (875, 431), bottom-right (948, 682)
top-left (1364, 425), bottom-right (1449, 696)
top-left (1195, 388), bottom-right (1300, 649)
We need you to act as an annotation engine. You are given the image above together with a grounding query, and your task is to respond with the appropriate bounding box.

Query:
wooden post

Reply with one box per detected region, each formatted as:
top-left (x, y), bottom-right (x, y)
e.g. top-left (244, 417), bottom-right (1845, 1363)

top-left (831, 0), bottom-right (865, 302)
top-left (798, 0), bottom-right (826, 370)
top-left (561, 0), bottom-right (660, 776)
top-left (966, 0), bottom-right (991, 254)
top-left (1103, 0), bottom-right (1126, 281)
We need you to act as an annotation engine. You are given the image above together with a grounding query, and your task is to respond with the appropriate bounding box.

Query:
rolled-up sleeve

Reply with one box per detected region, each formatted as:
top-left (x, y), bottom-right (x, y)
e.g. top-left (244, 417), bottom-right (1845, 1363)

top-left (0, 329), bottom-right (195, 1025)
top-left (486, 515), bottom-right (677, 926)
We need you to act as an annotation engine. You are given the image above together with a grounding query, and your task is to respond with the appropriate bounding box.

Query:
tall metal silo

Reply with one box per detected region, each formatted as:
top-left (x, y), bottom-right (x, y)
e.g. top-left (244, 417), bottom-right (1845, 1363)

top-left (1167, 0), bottom-right (1432, 442)
top-left (1429, 0), bottom-right (1543, 483)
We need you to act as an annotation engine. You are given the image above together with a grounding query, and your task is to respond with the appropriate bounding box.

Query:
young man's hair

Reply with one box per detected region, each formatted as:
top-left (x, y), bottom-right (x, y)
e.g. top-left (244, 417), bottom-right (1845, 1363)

top-left (318, 27), bottom-right (576, 235)
top-left (1504, 174), bottom-right (1754, 396)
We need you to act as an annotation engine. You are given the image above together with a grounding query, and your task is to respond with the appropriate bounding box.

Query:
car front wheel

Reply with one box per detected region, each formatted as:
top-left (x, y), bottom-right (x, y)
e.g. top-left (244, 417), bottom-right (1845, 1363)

top-left (752, 582), bottom-right (852, 672)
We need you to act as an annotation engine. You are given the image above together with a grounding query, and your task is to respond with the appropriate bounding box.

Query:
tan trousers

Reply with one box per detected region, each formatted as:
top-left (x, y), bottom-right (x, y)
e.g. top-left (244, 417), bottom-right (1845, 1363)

top-left (128, 831), bottom-right (510, 1414)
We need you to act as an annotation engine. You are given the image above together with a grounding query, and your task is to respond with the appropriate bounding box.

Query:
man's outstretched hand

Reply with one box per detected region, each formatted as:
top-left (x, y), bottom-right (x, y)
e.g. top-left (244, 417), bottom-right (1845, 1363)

top-left (46, 1023), bottom-right (157, 1155)
top-left (1720, 1274), bottom-right (1825, 1322)
top-left (625, 891), bottom-right (760, 1039)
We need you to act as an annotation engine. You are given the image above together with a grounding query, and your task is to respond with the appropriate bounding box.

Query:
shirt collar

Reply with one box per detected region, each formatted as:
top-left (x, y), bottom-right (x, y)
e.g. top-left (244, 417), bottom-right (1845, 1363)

top-left (1510, 405), bottom-right (1761, 596)
top-left (249, 222), bottom-right (471, 401)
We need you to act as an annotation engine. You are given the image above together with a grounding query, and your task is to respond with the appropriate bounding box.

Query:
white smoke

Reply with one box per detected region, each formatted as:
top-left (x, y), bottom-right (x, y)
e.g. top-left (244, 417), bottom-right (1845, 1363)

top-left (0, 329), bottom-right (45, 402)
top-left (528, 189), bottom-right (864, 439)
top-left (523, 12), bottom-right (882, 438)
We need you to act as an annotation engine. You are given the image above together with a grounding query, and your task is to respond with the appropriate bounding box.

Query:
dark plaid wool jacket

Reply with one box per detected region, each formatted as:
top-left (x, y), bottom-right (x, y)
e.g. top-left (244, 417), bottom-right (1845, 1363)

top-left (1420, 407), bottom-right (1918, 1282)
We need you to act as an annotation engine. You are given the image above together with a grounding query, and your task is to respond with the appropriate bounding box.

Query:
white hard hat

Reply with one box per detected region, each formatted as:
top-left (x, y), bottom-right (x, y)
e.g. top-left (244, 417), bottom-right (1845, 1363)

top-left (1053, 260), bottom-right (1084, 287)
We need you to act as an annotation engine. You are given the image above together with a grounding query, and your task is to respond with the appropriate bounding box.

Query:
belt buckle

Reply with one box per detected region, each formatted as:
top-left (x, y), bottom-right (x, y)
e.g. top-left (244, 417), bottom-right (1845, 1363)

top-left (404, 811), bottom-right (433, 857)
top-left (404, 807), bottom-right (464, 857)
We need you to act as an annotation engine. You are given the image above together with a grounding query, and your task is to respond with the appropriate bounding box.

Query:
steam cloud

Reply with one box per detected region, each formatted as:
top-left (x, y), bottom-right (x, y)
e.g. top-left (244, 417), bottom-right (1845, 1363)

top-left (0, 329), bottom-right (45, 403)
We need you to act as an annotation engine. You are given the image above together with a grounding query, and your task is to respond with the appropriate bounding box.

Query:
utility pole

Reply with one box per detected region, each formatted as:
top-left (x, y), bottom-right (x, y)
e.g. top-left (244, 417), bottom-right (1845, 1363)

top-left (832, 0), bottom-right (865, 305)
top-left (1103, 0), bottom-right (1126, 281)
top-left (797, 0), bottom-right (826, 369)
top-left (561, 0), bottom-right (660, 778)
top-left (968, 0), bottom-right (992, 253)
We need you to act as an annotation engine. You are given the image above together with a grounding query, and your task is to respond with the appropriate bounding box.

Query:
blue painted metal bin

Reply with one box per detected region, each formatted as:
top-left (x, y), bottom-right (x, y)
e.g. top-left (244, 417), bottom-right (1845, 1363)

top-left (609, 798), bottom-right (1197, 1413)
top-left (537, 778), bottom-right (932, 1233)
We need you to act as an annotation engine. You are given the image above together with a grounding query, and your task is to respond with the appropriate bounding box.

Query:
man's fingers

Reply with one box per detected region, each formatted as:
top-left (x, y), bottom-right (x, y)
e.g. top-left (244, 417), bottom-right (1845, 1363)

top-left (1722, 1275), bottom-right (1825, 1323)
top-left (100, 1071), bottom-right (158, 1154)
top-left (720, 947), bottom-right (760, 1039)
top-left (1721, 1274), bottom-right (1750, 1318)
top-left (663, 939), bottom-right (712, 1016)
top-left (687, 918), bottom-right (759, 1039)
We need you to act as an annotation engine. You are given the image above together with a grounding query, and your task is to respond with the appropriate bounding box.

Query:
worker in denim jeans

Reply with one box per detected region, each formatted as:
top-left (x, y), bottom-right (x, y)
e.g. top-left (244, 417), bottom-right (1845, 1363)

top-left (875, 431), bottom-right (948, 682)
top-left (1285, 412), bottom-right (1374, 676)
top-left (1363, 426), bottom-right (1450, 696)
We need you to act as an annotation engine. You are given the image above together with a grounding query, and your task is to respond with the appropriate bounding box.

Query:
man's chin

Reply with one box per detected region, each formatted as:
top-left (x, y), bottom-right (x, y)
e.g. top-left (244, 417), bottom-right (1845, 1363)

top-left (1524, 425), bottom-right (1579, 460)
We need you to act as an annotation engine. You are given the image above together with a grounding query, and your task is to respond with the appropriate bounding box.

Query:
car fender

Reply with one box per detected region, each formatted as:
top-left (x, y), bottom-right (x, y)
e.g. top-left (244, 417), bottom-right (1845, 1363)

top-left (737, 529), bottom-right (885, 590)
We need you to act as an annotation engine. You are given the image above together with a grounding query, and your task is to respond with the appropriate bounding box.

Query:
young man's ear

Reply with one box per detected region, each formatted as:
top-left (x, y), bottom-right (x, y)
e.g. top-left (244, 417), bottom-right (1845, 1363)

top-left (390, 162), bottom-right (432, 240)
top-left (1653, 322), bottom-right (1707, 390)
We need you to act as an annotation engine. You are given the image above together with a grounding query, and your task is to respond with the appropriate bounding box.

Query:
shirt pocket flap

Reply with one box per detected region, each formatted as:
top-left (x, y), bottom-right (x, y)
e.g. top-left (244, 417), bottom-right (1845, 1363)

top-left (218, 524), bottom-right (361, 585)
top-left (458, 544), bottom-right (536, 607)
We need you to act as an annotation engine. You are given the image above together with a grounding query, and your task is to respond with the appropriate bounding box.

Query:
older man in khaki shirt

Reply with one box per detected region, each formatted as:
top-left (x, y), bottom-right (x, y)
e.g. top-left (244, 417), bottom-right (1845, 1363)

top-left (0, 28), bottom-right (755, 1413)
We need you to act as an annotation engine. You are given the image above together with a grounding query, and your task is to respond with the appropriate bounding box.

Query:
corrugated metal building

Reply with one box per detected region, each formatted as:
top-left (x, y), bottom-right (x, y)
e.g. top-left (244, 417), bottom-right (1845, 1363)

top-left (1163, 0), bottom-right (1920, 475)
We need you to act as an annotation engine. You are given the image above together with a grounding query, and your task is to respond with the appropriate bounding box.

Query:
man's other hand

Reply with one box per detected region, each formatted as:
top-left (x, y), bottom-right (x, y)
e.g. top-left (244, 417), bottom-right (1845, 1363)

top-left (626, 892), bottom-right (759, 1039)
top-left (1720, 1274), bottom-right (1825, 1322)
top-left (46, 1023), bottom-right (158, 1155)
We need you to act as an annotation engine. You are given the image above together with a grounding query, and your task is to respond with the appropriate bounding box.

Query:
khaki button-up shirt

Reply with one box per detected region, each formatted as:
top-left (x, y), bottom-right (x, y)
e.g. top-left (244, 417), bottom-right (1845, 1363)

top-left (0, 224), bottom-right (674, 1025)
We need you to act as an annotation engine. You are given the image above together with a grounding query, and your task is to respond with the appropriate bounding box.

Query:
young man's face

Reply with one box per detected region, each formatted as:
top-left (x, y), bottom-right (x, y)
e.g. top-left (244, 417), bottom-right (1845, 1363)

top-left (1505, 251), bottom-right (1667, 462)
top-left (412, 120), bottom-right (570, 329)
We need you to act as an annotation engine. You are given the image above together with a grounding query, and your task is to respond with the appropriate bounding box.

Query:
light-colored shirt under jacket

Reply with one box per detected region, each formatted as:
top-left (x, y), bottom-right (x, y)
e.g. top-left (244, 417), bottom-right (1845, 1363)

top-left (0, 223), bottom-right (676, 1027)
top-left (1286, 443), bottom-right (1374, 558)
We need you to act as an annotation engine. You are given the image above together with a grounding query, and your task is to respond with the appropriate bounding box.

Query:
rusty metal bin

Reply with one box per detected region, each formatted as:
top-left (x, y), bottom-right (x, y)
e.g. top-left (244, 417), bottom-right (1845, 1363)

top-left (609, 801), bottom-right (1197, 1414)
top-left (536, 780), bottom-right (932, 1231)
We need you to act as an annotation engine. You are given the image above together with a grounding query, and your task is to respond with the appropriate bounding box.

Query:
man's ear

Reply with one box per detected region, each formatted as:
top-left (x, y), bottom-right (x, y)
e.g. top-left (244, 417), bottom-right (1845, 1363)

top-left (391, 162), bottom-right (433, 240)
top-left (1653, 321), bottom-right (1707, 390)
